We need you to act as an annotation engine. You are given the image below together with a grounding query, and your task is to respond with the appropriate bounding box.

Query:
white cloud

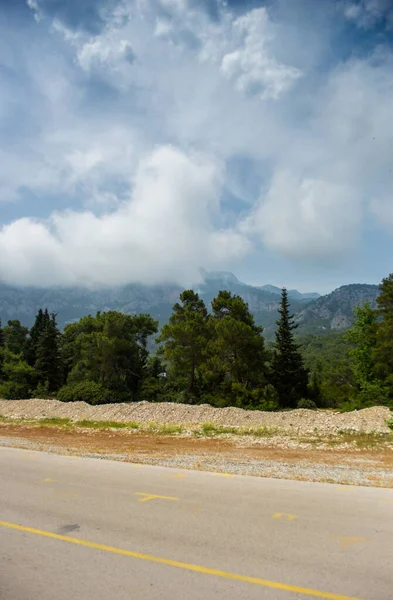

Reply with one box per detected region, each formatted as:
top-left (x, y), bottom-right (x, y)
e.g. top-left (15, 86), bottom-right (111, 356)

top-left (219, 9), bottom-right (302, 100)
top-left (0, 146), bottom-right (249, 287)
top-left (1, 0), bottom-right (393, 288)
top-left (251, 171), bottom-right (362, 259)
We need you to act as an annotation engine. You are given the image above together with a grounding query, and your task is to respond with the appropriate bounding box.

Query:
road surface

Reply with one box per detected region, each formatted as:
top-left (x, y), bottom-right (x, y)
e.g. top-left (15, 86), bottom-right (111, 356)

top-left (1, 446), bottom-right (392, 600)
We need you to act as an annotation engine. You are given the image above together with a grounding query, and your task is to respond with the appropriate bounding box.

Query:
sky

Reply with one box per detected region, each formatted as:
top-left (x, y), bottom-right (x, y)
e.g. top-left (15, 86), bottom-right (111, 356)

top-left (0, 0), bottom-right (392, 294)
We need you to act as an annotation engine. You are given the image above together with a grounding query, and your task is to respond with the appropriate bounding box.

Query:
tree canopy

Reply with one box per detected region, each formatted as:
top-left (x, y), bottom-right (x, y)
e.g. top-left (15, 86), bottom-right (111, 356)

top-left (2, 272), bottom-right (393, 410)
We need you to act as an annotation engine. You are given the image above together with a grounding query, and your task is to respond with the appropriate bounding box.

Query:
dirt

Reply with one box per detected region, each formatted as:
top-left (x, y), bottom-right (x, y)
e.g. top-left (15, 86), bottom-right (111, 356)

top-left (1, 423), bottom-right (393, 470)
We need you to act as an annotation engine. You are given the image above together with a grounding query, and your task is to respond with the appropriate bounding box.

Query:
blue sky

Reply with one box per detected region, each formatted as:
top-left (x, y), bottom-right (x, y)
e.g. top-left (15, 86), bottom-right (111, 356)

top-left (0, 0), bottom-right (393, 293)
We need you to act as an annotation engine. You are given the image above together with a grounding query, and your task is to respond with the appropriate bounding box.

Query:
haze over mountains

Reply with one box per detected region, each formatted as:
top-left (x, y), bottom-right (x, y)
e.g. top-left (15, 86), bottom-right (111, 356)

top-left (0, 272), bottom-right (379, 338)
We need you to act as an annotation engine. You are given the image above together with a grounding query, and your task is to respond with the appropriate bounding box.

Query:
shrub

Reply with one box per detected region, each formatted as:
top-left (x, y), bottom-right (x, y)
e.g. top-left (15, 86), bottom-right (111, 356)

top-left (57, 381), bottom-right (116, 405)
top-left (297, 398), bottom-right (317, 410)
top-left (387, 418), bottom-right (393, 431)
top-left (0, 381), bottom-right (32, 400)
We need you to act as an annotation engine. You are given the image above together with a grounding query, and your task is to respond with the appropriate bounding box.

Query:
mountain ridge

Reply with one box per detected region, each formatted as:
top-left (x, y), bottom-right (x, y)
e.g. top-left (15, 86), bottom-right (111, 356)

top-left (0, 273), bottom-right (380, 337)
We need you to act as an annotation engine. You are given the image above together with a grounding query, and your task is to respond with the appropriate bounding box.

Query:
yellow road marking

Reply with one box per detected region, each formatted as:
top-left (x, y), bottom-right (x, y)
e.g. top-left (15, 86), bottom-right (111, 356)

top-left (335, 487), bottom-right (355, 492)
top-left (67, 456), bottom-right (81, 459)
top-left (0, 520), bottom-right (359, 600)
top-left (134, 493), bottom-right (179, 503)
top-left (333, 537), bottom-right (368, 549)
top-left (272, 513), bottom-right (298, 521)
top-left (42, 478), bottom-right (57, 483)
top-left (54, 491), bottom-right (78, 498)
top-left (162, 473), bottom-right (185, 479)
top-left (214, 473), bottom-right (236, 478)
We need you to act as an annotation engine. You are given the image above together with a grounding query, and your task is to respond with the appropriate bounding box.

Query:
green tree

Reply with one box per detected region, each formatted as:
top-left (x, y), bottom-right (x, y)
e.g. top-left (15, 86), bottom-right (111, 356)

top-left (345, 302), bottom-right (390, 409)
top-left (0, 348), bottom-right (36, 399)
top-left (3, 320), bottom-right (29, 356)
top-left (0, 319), bottom-right (4, 381)
top-left (26, 308), bottom-right (50, 367)
top-left (300, 333), bottom-right (355, 408)
top-left (271, 288), bottom-right (309, 408)
top-left (375, 274), bottom-right (393, 394)
top-left (34, 313), bottom-right (64, 394)
top-left (157, 290), bottom-right (210, 398)
top-left (202, 291), bottom-right (269, 407)
top-left (61, 311), bottom-right (157, 401)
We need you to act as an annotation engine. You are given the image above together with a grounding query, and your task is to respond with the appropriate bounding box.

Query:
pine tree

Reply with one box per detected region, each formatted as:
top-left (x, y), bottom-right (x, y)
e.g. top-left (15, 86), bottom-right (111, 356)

top-left (375, 274), bottom-right (393, 394)
top-left (2, 320), bottom-right (29, 356)
top-left (157, 290), bottom-right (209, 398)
top-left (206, 291), bottom-right (268, 398)
top-left (34, 313), bottom-right (63, 394)
top-left (26, 308), bottom-right (50, 367)
top-left (0, 319), bottom-right (4, 382)
top-left (271, 288), bottom-right (309, 408)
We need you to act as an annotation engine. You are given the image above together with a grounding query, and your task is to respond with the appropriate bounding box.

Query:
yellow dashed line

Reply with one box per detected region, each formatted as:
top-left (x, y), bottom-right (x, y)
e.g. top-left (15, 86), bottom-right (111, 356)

top-left (272, 513), bottom-right (298, 521)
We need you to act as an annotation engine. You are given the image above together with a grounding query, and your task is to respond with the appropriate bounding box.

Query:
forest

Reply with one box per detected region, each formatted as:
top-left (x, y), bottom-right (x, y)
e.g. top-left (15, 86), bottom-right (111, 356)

top-left (1, 273), bottom-right (393, 412)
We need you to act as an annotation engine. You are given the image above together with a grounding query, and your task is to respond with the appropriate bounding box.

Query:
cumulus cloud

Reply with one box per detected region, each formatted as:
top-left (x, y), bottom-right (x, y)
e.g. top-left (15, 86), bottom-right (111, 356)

top-left (0, 146), bottom-right (249, 287)
top-left (0, 0), bottom-right (392, 287)
top-left (251, 172), bottom-right (362, 259)
top-left (219, 9), bottom-right (302, 100)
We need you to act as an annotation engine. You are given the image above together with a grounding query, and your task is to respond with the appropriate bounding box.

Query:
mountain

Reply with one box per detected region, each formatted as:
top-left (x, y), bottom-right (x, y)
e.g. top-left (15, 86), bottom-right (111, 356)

top-left (259, 285), bottom-right (320, 300)
top-left (295, 284), bottom-right (380, 334)
top-left (0, 276), bottom-right (380, 339)
top-left (0, 272), bottom-right (313, 335)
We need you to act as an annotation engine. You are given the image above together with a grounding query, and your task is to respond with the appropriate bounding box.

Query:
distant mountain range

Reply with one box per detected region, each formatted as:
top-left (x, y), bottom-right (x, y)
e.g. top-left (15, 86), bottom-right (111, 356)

top-left (295, 284), bottom-right (380, 334)
top-left (0, 272), bottom-right (380, 338)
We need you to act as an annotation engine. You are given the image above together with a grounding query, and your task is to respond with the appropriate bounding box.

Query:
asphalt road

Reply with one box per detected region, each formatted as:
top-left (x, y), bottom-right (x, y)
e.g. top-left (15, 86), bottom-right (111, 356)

top-left (1, 447), bottom-right (392, 600)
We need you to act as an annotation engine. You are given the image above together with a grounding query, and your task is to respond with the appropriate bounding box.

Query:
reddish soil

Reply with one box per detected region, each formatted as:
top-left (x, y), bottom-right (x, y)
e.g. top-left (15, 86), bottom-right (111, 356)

top-left (1, 424), bottom-right (393, 471)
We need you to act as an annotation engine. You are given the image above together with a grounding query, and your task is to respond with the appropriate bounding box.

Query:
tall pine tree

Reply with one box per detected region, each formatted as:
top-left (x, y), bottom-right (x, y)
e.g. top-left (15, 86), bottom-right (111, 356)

top-left (271, 288), bottom-right (309, 408)
top-left (157, 290), bottom-right (209, 398)
top-left (26, 308), bottom-right (49, 367)
top-left (375, 273), bottom-right (393, 395)
top-left (34, 313), bottom-right (63, 394)
top-left (0, 319), bottom-right (4, 382)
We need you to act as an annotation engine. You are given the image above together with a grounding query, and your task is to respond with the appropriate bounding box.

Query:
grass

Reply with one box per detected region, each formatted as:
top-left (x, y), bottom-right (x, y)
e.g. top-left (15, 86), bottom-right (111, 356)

top-left (75, 420), bottom-right (140, 430)
top-left (193, 422), bottom-right (277, 437)
top-left (38, 417), bottom-right (72, 426)
top-left (146, 422), bottom-right (184, 435)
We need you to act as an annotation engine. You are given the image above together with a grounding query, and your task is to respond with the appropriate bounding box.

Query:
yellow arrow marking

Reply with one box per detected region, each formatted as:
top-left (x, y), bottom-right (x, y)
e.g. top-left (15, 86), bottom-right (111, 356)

top-left (272, 513), bottom-right (298, 521)
top-left (333, 537), bottom-right (368, 549)
top-left (134, 493), bottom-right (179, 503)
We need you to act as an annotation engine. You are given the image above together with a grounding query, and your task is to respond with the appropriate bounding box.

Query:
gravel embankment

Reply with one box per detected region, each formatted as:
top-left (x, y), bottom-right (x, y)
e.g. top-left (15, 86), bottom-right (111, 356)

top-left (0, 399), bottom-right (392, 434)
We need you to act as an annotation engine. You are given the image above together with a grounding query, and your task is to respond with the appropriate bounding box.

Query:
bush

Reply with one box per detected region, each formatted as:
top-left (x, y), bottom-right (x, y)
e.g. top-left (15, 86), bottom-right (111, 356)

top-left (0, 381), bottom-right (32, 400)
top-left (297, 398), bottom-right (317, 410)
top-left (30, 380), bottom-right (52, 399)
top-left (57, 381), bottom-right (116, 405)
top-left (231, 383), bottom-right (279, 411)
